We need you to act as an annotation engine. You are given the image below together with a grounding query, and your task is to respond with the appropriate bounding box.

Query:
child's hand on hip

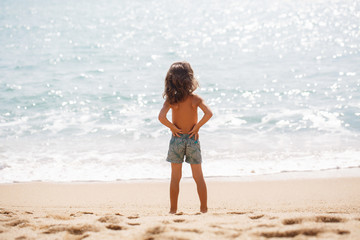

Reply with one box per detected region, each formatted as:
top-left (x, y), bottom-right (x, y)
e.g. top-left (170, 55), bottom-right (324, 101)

top-left (171, 126), bottom-right (183, 137)
top-left (189, 126), bottom-right (199, 140)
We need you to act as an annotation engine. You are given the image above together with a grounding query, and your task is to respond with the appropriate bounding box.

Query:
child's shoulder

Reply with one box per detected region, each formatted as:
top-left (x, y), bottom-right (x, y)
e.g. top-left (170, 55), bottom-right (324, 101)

top-left (164, 94), bottom-right (204, 109)
top-left (190, 94), bottom-right (203, 107)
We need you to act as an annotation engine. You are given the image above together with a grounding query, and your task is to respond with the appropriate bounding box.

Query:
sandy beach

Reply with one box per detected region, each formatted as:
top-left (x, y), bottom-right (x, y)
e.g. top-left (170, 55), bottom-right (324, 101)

top-left (1, 170), bottom-right (360, 240)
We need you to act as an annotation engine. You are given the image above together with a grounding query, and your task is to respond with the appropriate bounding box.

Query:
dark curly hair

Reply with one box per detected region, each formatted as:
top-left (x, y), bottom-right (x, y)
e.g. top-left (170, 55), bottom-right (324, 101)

top-left (163, 61), bottom-right (199, 105)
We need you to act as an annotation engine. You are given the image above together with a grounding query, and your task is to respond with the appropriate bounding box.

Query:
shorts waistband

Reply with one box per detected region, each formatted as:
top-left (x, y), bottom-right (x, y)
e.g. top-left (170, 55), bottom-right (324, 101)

top-left (172, 134), bottom-right (196, 140)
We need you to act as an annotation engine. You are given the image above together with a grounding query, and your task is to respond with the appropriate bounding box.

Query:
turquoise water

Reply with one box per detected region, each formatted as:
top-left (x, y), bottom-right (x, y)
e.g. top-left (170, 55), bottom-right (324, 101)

top-left (0, 0), bottom-right (359, 182)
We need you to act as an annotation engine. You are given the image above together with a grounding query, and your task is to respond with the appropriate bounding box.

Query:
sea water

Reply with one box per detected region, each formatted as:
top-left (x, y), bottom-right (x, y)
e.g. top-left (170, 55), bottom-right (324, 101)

top-left (0, 0), bottom-right (359, 182)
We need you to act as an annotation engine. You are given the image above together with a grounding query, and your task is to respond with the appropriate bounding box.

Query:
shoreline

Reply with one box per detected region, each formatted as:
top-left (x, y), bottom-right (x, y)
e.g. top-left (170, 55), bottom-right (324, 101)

top-left (2, 166), bottom-right (360, 185)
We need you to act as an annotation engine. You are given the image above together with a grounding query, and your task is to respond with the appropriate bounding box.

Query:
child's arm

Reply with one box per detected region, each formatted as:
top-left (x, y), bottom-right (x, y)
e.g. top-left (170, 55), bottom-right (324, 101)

top-left (189, 96), bottom-right (213, 140)
top-left (158, 101), bottom-right (183, 137)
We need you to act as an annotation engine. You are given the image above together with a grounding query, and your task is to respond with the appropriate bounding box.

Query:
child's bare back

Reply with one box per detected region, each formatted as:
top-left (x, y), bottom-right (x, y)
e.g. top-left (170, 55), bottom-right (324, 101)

top-left (171, 94), bottom-right (199, 134)
top-left (159, 93), bottom-right (211, 140)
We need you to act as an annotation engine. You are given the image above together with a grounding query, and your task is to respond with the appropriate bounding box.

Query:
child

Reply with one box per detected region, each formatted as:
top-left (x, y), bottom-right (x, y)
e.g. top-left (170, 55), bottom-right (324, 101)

top-left (158, 61), bottom-right (213, 214)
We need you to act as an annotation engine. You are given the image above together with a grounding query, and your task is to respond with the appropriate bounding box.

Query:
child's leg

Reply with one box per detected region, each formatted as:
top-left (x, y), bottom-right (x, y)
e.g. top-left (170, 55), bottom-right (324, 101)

top-left (190, 164), bottom-right (208, 213)
top-left (170, 163), bottom-right (182, 213)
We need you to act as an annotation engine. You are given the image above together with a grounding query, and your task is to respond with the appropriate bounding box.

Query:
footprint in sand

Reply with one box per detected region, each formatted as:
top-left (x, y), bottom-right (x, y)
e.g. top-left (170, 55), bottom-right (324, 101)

top-left (42, 224), bottom-right (99, 235)
top-left (256, 224), bottom-right (277, 228)
top-left (42, 225), bottom-right (67, 234)
top-left (0, 210), bottom-right (13, 214)
top-left (211, 227), bottom-right (242, 238)
top-left (227, 211), bottom-right (247, 215)
top-left (146, 226), bottom-right (165, 235)
top-left (282, 218), bottom-right (303, 225)
top-left (260, 228), bottom-right (323, 238)
top-left (98, 215), bottom-right (120, 224)
top-left (249, 214), bottom-right (264, 220)
top-left (179, 228), bottom-right (203, 234)
top-left (173, 219), bottom-right (186, 223)
top-left (230, 233), bottom-right (242, 238)
top-left (106, 224), bottom-right (126, 231)
top-left (70, 211), bottom-right (94, 217)
top-left (259, 228), bottom-right (350, 238)
top-left (67, 225), bottom-right (98, 235)
top-left (0, 210), bottom-right (15, 217)
top-left (15, 236), bottom-right (27, 240)
top-left (171, 226), bottom-right (203, 233)
top-left (143, 226), bottom-right (166, 240)
top-left (127, 222), bottom-right (141, 226)
top-left (336, 229), bottom-right (350, 235)
top-left (315, 216), bottom-right (346, 223)
top-left (5, 219), bottom-right (30, 228)
top-left (80, 211), bottom-right (93, 215)
top-left (69, 211), bottom-right (94, 218)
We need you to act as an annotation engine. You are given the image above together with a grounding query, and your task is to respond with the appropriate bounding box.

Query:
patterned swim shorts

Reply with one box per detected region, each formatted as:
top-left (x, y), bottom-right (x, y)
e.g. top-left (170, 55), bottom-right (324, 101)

top-left (166, 134), bottom-right (202, 164)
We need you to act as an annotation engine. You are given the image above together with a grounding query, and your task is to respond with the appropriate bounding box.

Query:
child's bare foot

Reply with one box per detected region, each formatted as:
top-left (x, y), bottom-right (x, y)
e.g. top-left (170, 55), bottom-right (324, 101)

top-left (169, 209), bottom-right (177, 214)
top-left (200, 207), bottom-right (208, 213)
